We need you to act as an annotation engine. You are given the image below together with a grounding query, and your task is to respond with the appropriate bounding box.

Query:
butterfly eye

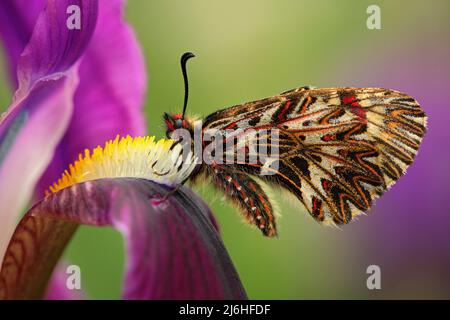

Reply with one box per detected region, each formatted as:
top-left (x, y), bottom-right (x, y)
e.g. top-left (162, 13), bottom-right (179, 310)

top-left (175, 119), bottom-right (183, 128)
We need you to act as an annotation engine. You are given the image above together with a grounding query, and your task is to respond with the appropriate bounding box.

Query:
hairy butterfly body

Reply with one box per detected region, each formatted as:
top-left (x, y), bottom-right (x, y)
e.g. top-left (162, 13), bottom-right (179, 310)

top-left (164, 53), bottom-right (427, 237)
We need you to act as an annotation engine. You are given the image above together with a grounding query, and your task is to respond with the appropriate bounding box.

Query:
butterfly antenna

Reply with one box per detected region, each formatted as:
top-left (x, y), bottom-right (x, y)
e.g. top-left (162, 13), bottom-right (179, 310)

top-left (181, 52), bottom-right (195, 118)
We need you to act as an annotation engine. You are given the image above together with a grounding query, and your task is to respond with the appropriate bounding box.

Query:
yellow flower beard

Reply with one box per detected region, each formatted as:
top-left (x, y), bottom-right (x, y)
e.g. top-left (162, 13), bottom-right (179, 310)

top-left (48, 135), bottom-right (196, 195)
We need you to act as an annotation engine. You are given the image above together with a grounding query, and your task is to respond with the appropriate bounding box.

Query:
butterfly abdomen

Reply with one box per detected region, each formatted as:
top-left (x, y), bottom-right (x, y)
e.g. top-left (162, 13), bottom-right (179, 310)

top-left (209, 165), bottom-right (277, 237)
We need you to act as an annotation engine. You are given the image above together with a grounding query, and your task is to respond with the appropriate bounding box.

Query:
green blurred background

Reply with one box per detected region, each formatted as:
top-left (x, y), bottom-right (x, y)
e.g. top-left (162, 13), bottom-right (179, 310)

top-left (1, 0), bottom-right (449, 299)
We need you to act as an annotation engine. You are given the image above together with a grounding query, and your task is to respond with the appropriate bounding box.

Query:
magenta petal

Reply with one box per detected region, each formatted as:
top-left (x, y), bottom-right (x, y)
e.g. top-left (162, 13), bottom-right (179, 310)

top-left (42, 179), bottom-right (246, 300)
top-left (0, 178), bottom-right (246, 300)
top-left (0, 0), bottom-right (99, 263)
top-left (0, 0), bottom-right (45, 87)
top-left (15, 0), bottom-right (98, 99)
top-left (0, 74), bottom-right (79, 267)
top-left (35, 0), bottom-right (147, 198)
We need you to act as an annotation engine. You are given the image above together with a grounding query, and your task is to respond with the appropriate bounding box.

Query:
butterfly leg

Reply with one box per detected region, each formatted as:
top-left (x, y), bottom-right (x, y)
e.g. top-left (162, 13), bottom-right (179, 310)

top-left (210, 165), bottom-right (277, 237)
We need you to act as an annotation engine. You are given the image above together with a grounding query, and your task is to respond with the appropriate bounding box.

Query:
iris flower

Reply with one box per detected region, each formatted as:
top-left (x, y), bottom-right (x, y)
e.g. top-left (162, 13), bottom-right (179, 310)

top-left (0, 0), bottom-right (246, 299)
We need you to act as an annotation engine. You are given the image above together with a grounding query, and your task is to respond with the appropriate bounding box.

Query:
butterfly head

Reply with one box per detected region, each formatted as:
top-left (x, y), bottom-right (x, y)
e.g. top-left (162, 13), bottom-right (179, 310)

top-left (163, 112), bottom-right (193, 138)
top-left (164, 52), bottom-right (196, 139)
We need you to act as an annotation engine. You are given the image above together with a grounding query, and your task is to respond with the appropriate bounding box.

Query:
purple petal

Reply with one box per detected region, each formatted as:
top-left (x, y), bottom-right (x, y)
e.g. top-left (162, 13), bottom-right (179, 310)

top-left (0, 74), bottom-right (79, 269)
top-left (35, 0), bottom-right (147, 198)
top-left (14, 0), bottom-right (98, 99)
top-left (0, 179), bottom-right (247, 300)
top-left (0, 0), bottom-right (98, 264)
top-left (0, 0), bottom-right (45, 87)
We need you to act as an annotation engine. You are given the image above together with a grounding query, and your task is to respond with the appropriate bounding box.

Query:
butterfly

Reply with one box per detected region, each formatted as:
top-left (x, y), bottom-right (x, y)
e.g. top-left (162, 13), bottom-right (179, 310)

top-left (163, 52), bottom-right (427, 237)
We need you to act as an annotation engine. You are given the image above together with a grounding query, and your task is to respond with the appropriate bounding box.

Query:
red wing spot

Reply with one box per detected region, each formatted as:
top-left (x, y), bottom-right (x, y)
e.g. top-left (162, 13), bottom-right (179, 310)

top-left (322, 179), bottom-right (330, 191)
top-left (225, 122), bottom-right (238, 129)
top-left (343, 95), bottom-right (356, 105)
top-left (312, 197), bottom-right (321, 213)
top-left (343, 94), bottom-right (367, 121)
top-left (278, 100), bottom-right (292, 121)
top-left (322, 134), bottom-right (334, 141)
top-left (350, 106), bottom-right (367, 121)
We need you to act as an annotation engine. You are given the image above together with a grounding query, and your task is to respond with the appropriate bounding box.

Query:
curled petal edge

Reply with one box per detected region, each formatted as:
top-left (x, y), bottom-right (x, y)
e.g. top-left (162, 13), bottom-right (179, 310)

top-left (0, 178), bottom-right (247, 300)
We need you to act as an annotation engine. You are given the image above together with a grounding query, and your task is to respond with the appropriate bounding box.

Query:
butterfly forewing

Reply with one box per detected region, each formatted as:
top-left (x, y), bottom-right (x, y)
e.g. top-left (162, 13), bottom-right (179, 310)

top-left (203, 87), bottom-right (427, 226)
